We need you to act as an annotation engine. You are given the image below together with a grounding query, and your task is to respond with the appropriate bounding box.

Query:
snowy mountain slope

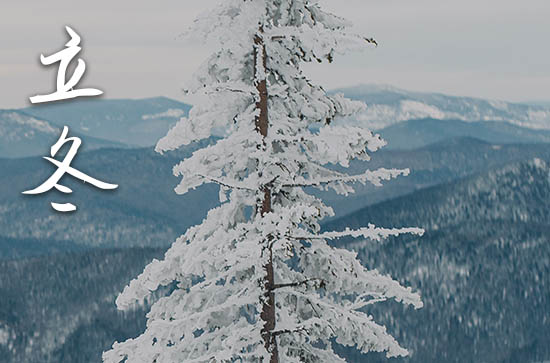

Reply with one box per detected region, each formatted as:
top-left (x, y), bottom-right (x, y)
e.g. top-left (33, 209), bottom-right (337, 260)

top-left (0, 110), bottom-right (126, 158)
top-left (328, 157), bottom-right (550, 232)
top-left (326, 159), bottom-right (550, 363)
top-left (0, 247), bottom-right (163, 363)
top-left (22, 97), bottom-right (192, 147)
top-left (317, 137), bottom-right (550, 217)
top-left (0, 140), bottom-right (219, 249)
top-left (11, 87), bottom-right (550, 155)
top-left (378, 118), bottom-right (550, 150)
top-left (528, 101), bottom-right (550, 108)
top-left (333, 84), bottom-right (550, 130)
top-left (1, 138), bottom-right (549, 250)
top-left (2, 159), bottom-right (549, 363)
top-left (0, 236), bottom-right (88, 260)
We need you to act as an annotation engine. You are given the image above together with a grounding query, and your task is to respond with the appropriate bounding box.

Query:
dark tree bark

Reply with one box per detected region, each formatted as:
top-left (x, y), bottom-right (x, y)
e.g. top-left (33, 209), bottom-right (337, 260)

top-left (254, 31), bottom-right (279, 363)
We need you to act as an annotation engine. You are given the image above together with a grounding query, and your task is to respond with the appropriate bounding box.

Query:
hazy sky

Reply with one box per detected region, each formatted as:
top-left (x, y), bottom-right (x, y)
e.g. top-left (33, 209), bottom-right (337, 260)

top-left (1, 0), bottom-right (549, 108)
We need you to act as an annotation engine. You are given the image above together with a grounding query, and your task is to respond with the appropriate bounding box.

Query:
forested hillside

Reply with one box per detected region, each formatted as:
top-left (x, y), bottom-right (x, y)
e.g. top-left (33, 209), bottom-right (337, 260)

top-left (327, 159), bottom-right (550, 362)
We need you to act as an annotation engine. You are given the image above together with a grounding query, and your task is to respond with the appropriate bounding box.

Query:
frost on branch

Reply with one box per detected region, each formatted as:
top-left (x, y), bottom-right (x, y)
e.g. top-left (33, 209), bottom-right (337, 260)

top-left (104, 1), bottom-right (423, 362)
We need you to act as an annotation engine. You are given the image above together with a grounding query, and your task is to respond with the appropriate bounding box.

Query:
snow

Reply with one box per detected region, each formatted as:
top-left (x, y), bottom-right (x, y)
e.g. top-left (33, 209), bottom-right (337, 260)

top-left (9, 112), bottom-right (57, 134)
top-left (533, 157), bottom-right (546, 169)
top-left (0, 111), bottom-right (57, 139)
top-left (338, 84), bottom-right (550, 131)
top-left (0, 328), bottom-right (8, 346)
top-left (400, 100), bottom-right (447, 120)
top-left (142, 108), bottom-right (186, 120)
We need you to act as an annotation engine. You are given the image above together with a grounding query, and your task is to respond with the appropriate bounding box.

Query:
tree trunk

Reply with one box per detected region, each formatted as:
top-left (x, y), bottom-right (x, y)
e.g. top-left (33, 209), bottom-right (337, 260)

top-left (254, 31), bottom-right (279, 363)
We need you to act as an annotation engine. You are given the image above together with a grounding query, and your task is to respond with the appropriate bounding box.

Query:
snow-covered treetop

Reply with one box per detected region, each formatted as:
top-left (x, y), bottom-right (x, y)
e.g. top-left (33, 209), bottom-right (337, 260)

top-left (104, 1), bottom-right (423, 362)
top-left (158, 0), bottom-right (373, 150)
top-left (157, 0), bottom-right (390, 210)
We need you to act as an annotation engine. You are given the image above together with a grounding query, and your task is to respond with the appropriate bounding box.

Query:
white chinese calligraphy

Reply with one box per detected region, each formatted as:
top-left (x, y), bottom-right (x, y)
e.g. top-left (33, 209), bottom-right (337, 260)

top-left (22, 126), bottom-right (118, 212)
top-left (29, 26), bottom-right (103, 104)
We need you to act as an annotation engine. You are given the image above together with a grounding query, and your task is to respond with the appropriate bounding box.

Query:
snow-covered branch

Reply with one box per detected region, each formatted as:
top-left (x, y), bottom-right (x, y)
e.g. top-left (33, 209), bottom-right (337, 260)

top-left (290, 224), bottom-right (424, 242)
top-left (273, 278), bottom-right (326, 290)
top-left (282, 167), bottom-right (410, 189)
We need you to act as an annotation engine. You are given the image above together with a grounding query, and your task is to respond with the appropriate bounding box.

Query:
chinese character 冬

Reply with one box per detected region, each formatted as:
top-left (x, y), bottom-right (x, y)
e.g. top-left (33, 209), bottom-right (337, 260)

top-left (22, 126), bottom-right (118, 212)
top-left (29, 26), bottom-right (103, 104)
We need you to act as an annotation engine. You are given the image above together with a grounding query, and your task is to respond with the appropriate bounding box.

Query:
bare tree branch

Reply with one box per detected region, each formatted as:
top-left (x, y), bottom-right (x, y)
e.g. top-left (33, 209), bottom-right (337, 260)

top-left (273, 278), bottom-right (326, 290)
top-left (196, 174), bottom-right (255, 191)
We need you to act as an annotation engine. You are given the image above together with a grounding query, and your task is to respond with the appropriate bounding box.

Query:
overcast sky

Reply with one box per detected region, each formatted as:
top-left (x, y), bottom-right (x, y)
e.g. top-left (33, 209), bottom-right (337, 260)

top-left (1, 0), bottom-right (549, 109)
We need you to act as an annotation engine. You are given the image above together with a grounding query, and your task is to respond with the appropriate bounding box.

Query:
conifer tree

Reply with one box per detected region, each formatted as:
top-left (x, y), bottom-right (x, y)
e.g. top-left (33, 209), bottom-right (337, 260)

top-left (103, 1), bottom-right (423, 361)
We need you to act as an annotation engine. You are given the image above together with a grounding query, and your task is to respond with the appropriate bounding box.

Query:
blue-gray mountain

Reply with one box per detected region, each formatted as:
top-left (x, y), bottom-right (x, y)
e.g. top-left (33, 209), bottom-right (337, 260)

top-left (22, 97), bottom-right (191, 148)
top-left (1, 159), bottom-right (549, 363)
top-left (2, 138), bottom-right (550, 251)
top-left (334, 84), bottom-right (550, 131)
top-left (0, 140), bottom-right (219, 251)
top-left (317, 137), bottom-right (550, 218)
top-left (2, 85), bottom-right (548, 158)
top-left (378, 118), bottom-right (550, 150)
top-left (326, 159), bottom-right (550, 363)
top-left (1, 86), bottom-right (549, 362)
top-left (527, 101), bottom-right (550, 108)
top-left (0, 110), bottom-right (127, 158)
top-left (0, 236), bottom-right (88, 260)
top-left (0, 247), bottom-right (163, 363)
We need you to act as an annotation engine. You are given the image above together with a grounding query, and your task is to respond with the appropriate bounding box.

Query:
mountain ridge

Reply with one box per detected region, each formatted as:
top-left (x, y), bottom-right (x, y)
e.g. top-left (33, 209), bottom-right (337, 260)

top-left (2, 137), bottom-right (549, 250)
top-left (325, 158), bottom-right (550, 363)
top-left (333, 84), bottom-right (550, 131)
top-left (0, 110), bottom-right (128, 158)
top-left (2, 158), bottom-right (549, 362)
top-left (2, 86), bottom-right (549, 158)
top-left (377, 118), bottom-right (550, 150)
top-left (22, 97), bottom-right (192, 148)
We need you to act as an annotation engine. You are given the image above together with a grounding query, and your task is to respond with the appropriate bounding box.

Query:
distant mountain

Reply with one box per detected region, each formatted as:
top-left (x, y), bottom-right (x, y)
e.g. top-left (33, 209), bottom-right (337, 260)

top-left (2, 159), bottom-right (549, 363)
top-left (0, 236), bottom-right (89, 260)
top-left (0, 110), bottom-right (126, 158)
top-left (333, 84), bottom-right (550, 131)
top-left (0, 247), bottom-right (163, 363)
top-left (326, 159), bottom-right (550, 363)
top-left (23, 97), bottom-right (191, 147)
top-left (378, 118), bottom-right (550, 150)
top-left (0, 140), bottom-right (219, 249)
top-left (317, 137), bottom-right (550, 218)
top-left (2, 138), bottom-right (549, 250)
top-left (14, 88), bottom-right (550, 154)
top-left (527, 101), bottom-right (550, 108)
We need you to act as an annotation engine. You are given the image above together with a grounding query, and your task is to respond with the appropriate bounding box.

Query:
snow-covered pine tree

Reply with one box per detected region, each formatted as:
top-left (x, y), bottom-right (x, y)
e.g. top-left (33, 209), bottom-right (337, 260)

top-left (103, 1), bottom-right (424, 362)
